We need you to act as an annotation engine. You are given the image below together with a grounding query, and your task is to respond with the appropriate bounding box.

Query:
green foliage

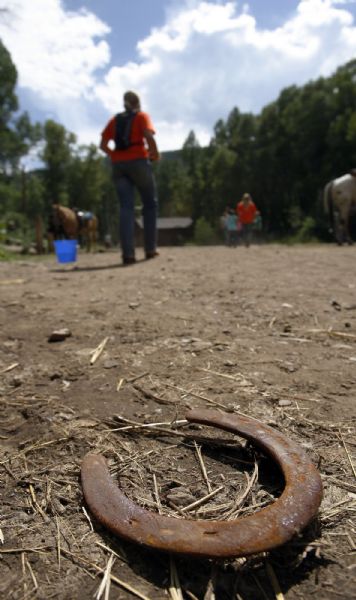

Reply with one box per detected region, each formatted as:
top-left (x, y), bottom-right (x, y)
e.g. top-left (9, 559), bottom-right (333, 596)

top-left (0, 219), bottom-right (6, 242)
top-left (205, 146), bottom-right (237, 220)
top-left (0, 39), bottom-right (18, 126)
top-left (25, 173), bottom-right (46, 218)
top-left (0, 41), bottom-right (42, 173)
top-left (297, 216), bottom-right (317, 242)
top-left (0, 178), bottom-right (21, 213)
top-left (0, 39), bottom-right (19, 173)
top-left (285, 206), bottom-right (317, 243)
top-left (193, 217), bottom-right (217, 245)
top-left (282, 217), bottom-right (318, 244)
top-left (41, 120), bottom-right (77, 202)
top-left (0, 245), bottom-right (19, 261)
top-left (0, 210), bottom-right (34, 252)
top-left (67, 144), bottom-right (109, 210)
top-left (156, 158), bottom-right (192, 216)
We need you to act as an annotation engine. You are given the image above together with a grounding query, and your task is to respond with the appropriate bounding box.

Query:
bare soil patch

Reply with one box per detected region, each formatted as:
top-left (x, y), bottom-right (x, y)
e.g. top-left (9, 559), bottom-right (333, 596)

top-left (0, 244), bottom-right (355, 599)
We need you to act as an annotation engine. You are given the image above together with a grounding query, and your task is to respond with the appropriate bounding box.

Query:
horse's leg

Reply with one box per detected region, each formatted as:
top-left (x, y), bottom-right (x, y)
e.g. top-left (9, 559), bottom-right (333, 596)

top-left (345, 209), bottom-right (353, 245)
top-left (84, 228), bottom-right (90, 252)
top-left (87, 223), bottom-right (95, 252)
top-left (345, 220), bottom-right (353, 245)
top-left (47, 232), bottom-right (55, 253)
top-left (92, 226), bottom-right (97, 252)
top-left (339, 204), bottom-right (353, 245)
top-left (333, 212), bottom-right (343, 245)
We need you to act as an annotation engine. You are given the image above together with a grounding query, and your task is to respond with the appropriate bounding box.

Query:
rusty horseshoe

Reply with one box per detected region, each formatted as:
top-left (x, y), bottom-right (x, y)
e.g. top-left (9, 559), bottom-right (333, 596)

top-left (81, 409), bottom-right (323, 558)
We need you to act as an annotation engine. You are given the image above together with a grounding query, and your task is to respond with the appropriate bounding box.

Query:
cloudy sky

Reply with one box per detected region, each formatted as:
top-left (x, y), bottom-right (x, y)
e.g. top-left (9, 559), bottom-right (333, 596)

top-left (1, 0), bottom-right (356, 151)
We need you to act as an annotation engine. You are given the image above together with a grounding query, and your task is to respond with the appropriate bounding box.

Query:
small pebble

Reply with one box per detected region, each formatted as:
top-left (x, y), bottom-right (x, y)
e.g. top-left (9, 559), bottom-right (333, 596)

top-left (48, 328), bottom-right (72, 342)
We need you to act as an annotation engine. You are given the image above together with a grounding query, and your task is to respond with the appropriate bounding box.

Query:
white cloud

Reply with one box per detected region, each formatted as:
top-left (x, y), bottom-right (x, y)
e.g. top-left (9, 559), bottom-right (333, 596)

top-left (95, 0), bottom-right (356, 148)
top-left (1, 1), bottom-right (356, 151)
top-left (330, 1), bottom-right (356, 5)
top-left (0, 0), bottom-right (110, 99)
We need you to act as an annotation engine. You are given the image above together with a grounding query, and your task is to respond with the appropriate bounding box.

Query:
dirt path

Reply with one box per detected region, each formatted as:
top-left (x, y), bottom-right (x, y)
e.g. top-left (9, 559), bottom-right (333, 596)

top-left (0, 244), bottom-right (355, 599)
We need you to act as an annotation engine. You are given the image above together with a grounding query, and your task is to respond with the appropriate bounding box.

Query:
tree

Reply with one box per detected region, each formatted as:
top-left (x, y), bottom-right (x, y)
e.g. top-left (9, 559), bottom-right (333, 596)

top-left (0, 39), bottom-right (17, 126)
top-left (41, 120), bottom-right (76, 203)
top-left (205, 146), bottom-right (237, 221)
top-left (181, 131), bottom-right (206, 223)
top-left (67, 144), bottom-right (109, 211)
top-left (0, 39), bottom-right (19, 175)
top-left (0, 41), bottom-right (41, 176)
top-left (156, 158), bottom-right (192, 216)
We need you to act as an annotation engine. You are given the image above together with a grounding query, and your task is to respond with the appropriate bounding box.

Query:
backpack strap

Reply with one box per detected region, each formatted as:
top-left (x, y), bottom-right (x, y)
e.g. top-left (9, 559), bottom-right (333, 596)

top-left (114, 111), bottom-right (141, 150)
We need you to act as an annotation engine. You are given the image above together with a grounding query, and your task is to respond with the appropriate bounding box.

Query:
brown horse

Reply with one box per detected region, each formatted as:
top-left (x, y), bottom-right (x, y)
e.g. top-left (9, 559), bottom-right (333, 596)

top-left (48, 204), bottom-right (98, 252)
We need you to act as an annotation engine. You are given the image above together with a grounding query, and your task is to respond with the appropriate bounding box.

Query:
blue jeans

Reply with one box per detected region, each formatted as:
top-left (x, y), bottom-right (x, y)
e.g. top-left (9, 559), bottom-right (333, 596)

top-left (112, 159), bottom-right (158, 258)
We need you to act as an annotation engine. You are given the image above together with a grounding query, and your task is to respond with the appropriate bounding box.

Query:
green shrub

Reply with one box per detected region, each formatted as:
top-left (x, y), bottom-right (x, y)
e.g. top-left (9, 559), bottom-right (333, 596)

top-left (297, 216), bottom-right (317, 241)
top-left (193, 217), bottom-right (217, 245)
top-left (281, 216), bottom-right (318, 244)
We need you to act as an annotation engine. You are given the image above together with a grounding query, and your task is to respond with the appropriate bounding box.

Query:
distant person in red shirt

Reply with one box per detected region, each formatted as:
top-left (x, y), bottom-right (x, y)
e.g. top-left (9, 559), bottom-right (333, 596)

top-left (236, 193), bottom-right (257, 247)
top-left (100, 91), bottom-right (160, 265)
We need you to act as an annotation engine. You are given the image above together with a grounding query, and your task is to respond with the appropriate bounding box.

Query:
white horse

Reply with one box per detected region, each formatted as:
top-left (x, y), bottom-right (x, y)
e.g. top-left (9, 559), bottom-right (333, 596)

top-left (324, 172), bottom-right (356, 244)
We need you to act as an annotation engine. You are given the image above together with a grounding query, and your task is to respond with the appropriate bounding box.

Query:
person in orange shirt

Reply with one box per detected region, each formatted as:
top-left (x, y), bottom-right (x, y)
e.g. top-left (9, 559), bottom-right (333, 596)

top-left (100, 91), bottom-right (160, 265)
top-left (236, 193), bottom-right (257, 247)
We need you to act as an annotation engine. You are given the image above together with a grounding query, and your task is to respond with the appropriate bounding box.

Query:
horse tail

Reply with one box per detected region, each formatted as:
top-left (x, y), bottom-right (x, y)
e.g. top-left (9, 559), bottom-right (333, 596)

top-left (92, 216), bottom-right (98, 245)
top-left (324, 181), bottom-right (334, 232)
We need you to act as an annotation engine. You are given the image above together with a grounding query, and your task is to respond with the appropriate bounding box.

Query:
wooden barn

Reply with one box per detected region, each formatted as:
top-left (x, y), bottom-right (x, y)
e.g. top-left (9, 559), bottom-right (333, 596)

top-left (135, 217), bottom-right (193, 246)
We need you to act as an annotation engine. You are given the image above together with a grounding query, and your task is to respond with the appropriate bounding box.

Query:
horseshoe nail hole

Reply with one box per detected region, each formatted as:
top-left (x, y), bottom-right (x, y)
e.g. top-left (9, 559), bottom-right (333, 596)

top-left (128, 519), bottom-right (138, 525)
top-left (203, 530), bottom-right (218, 535)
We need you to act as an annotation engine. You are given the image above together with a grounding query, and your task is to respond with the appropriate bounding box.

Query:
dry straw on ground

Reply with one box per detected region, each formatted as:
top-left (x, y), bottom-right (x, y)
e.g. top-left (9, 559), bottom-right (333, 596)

top-left (1, 377), bottom-right (355, 599)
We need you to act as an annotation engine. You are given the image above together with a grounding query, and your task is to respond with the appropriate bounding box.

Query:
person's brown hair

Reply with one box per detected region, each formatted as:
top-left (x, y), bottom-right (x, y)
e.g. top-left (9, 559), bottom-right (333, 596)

top-left (123, 91), bottom-right (141, 110)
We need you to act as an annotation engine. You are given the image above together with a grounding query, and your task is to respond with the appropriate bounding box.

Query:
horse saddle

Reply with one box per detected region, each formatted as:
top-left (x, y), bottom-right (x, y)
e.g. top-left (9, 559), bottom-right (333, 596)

top-left (76, 211), bottom-right (93, 221)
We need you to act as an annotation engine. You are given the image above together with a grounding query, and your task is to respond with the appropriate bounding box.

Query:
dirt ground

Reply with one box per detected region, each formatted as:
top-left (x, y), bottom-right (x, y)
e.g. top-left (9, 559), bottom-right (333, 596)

top-left (0, 244), bottom-right (355, 600)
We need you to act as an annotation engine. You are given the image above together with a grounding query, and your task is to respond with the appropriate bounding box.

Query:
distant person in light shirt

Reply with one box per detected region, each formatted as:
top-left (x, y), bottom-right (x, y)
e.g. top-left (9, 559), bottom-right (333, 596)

top-left (226, 208), bottom-right (239, 247)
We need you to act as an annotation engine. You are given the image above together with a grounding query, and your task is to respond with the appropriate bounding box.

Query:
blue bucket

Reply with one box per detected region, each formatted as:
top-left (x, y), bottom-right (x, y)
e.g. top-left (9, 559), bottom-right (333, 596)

top-left (54, 240), bottom-right (78, 263)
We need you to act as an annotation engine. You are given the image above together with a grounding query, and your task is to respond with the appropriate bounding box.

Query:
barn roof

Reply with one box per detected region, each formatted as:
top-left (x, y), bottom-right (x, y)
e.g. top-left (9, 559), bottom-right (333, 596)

top-left (136, 217), bottom-right (193, 230)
